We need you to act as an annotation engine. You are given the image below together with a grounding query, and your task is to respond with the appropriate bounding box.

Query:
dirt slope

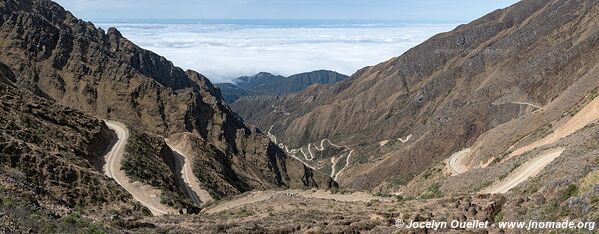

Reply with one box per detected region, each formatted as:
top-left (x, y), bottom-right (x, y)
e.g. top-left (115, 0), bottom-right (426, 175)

top-left (233, 0), bottom-right (599, 190)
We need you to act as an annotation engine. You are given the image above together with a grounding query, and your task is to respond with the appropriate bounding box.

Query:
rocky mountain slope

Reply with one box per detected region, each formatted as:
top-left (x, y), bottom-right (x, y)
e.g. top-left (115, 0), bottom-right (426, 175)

top-left (1, 0), bottom-right (599, 232)
top-left (0, 0), bottom-right (334, 211)
top-left (0, 63), bottom-right (148, 219)
top-left (216, 70), bottom-right (348, 103)
top-left (233, 0), bottom-right (599, 191)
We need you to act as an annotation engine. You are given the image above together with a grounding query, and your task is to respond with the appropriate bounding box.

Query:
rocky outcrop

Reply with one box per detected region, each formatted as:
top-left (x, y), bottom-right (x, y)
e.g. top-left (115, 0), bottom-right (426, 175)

top-left (216, 70), bottom-right (348, 103)
top-left (0, 0), bottom-right (230, 139)
top-left (0, 0), bottom-right (335, 204)
top-left (234, 0), bottom-right (599, 190)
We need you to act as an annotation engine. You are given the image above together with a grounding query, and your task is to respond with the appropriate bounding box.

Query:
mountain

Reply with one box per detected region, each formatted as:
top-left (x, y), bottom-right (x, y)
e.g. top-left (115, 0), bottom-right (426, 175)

top-left (0, 0), bottom-right (335, 225)
top-left (0, 62), bottom-right (152, 231)
top-left (233, 0), bottom-right (599, 194)
top-left (234, 72), bottom-right (285, 90)
top-left (215, 70), bottom-right (348, 103)
top-left (222, 0), bottom-right (599, 231)
top-left (215, 82), bottom-right (255, 104)
top-left (3, 0), bottom-right (599, 232)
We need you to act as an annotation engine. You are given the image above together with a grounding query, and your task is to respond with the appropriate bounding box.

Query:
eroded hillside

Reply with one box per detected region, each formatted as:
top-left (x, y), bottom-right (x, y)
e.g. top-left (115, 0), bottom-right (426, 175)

top-left (233, 0), bottom-right (599, 192)
top-left (0, 0), bottom-right (335, 206)
top-left (0, 63), bottom-right (149, 229)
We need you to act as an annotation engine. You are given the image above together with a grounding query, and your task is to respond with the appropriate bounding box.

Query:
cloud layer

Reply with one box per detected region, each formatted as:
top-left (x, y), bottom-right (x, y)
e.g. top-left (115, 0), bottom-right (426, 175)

top-left (97, 21), bottom-right (456, 83)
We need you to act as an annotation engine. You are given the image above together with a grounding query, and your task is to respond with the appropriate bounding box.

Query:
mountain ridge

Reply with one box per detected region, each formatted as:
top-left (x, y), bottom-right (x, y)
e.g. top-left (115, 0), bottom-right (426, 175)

top-left (216, 70), bottom-right (348, 103)
top-left (0, 0), bottom-right (335, 216)
top-left (2, 0), bottom-right (599, 232)
top-left (231, 0), bottom-right (599, 190)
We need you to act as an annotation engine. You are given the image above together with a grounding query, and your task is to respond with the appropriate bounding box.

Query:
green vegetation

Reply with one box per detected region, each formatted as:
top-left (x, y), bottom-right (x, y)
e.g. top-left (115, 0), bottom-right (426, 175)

top-left (388, 176), bottom-right (409, 188)
top-left (578, 170), bottom-right (599, 193)
top-left (509, 159), bottom-right (524, 173)
top-left (493, 212), bottom-right (504, 222)
top-left (493, 127), bottom-right (551, 165)
top-left (473, 180), bottom-right (493, 192)
top-left (543, 201), bottom-right (560, 220)
top-left (418, 184), bottom-right (443, 199)
top-left (0, 192), bottom-right (108, 233)
top-left (122, 130), bottom-right (195, 211)
top-left (122, 131), bottom-right (170, 187)
top-left (561, 184), bottom-right (579, 201)
top-left (62, 213), bottom-right (106, 234)
top-left (492, 152), bottom-right (509, 164)
top-left (421, 168), bottom-right (439, 180)
top-left (365, 200), bottom-right (378, 207)
top-left (590, 195), bottom-right (599, 209)
top-left (533, 123), bottom-right (554, 138)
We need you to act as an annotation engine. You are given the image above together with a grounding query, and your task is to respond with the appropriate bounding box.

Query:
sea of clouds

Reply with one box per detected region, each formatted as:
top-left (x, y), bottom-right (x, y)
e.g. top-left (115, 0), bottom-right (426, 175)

top-left (96, 21), bottom-right (456, 83)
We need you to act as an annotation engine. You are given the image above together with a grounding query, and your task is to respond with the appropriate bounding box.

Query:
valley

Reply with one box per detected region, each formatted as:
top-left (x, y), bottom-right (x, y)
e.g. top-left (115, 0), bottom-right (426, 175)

top-left (1, 0), bottom-right (599, 233)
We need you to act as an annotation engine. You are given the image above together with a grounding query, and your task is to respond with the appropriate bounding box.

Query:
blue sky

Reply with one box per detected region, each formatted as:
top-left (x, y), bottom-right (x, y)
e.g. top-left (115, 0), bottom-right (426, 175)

top-left (55, 0), bottom-right (520, 22)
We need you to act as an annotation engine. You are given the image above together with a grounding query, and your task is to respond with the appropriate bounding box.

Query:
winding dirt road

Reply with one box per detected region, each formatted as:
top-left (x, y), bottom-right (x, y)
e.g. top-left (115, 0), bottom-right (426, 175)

top-left (267, 125), bottom-right (277, 144)
top-left (379, 134), bottom-right (412, 147)
top-left (330, 156), bottom-right (340, 178)
top-left (315, 139), bottom-right (343, 150)
top-left (398, 134), bottom-right (413, 143)
top-left (103, 121), bottom-right (173, 216)
top-left (334, 150), bottom-right (353, 181)
top-left (166, 140), bottom-right (215, 205)
top-left (481, 148), bottom-right (565, 194)
top-left (509, 96), bottom-right (599, 158)
top-left (267, 125), bottom-right (353, 181)
top-left (447, 148), bottom-right (471, 175)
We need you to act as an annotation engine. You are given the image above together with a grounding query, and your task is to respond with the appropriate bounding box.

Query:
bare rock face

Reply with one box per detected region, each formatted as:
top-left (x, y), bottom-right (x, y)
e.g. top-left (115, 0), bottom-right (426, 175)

top-left (0, 0), bottom-right (335, 202)
top-left (233, 0), bottom-right (599, 189)
top-left (0, 0), bottom-right (228, 139)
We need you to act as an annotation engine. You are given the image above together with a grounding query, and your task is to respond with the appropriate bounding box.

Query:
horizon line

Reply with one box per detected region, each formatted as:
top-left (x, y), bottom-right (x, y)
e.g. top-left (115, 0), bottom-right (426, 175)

top-left (89, 18), bottom-right (466, 24)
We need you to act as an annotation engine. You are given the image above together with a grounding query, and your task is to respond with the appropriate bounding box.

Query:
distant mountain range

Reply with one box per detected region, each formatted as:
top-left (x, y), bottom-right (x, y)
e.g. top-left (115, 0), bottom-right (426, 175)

top-left (216, 70), bottom-right (348, 103)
